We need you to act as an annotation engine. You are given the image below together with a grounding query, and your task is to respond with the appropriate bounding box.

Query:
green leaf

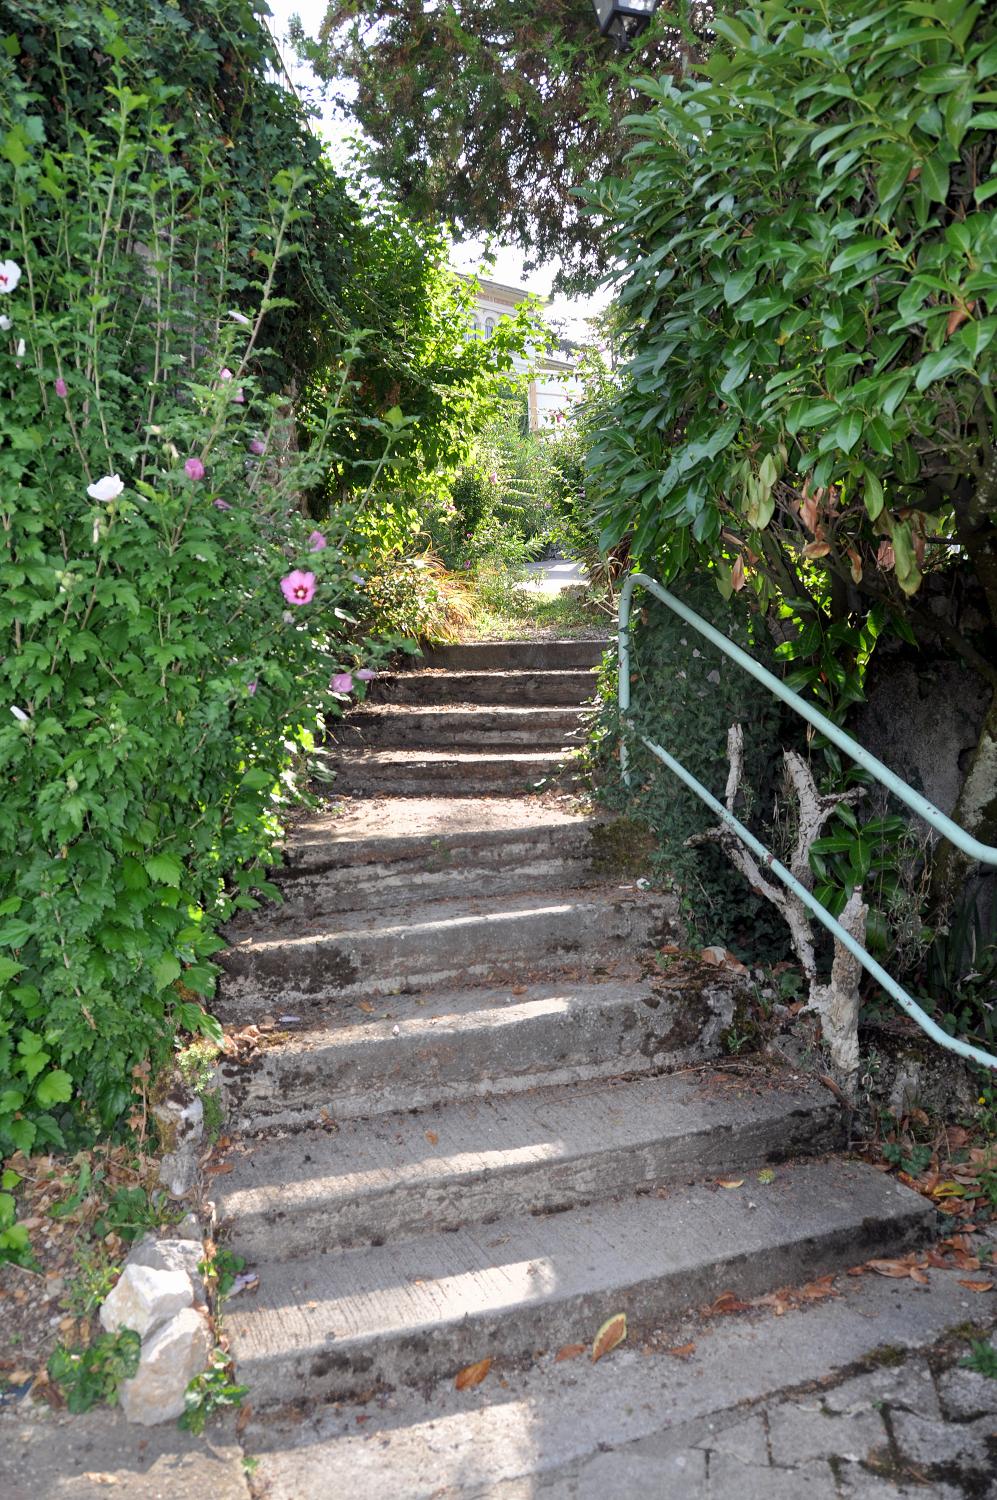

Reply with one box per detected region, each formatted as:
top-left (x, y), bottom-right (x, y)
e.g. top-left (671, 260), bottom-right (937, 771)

top-left (145, 854), bottom-right (183, 887)
top-left (34, 1070), bottom-right (73, 1108)
top-left (863, 470), bottom-right (885, 520)
top-left (834, 413), bottom-right (863, 453)
top-left (915, 347), bottom-right (967, 390)
top-left (828, 239), bottom-right (883, 272)
top-left (240, 767), bottom-right (273, 791)
top-left (0, 956), bottom-right (24, 986)
top-left (152, 954), bottom-right (182, 990)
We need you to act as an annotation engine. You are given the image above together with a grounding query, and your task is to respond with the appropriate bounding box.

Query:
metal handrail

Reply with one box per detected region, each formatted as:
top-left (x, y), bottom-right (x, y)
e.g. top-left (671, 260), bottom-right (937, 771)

top-left (618, 571), bottom-right (997, 1073)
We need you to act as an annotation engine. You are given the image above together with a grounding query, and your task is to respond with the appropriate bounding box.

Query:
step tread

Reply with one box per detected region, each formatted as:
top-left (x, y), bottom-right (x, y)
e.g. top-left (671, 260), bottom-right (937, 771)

top-left (225, 1160), bottom-right (933, 1397)
top-left (320, 748), bottom-right (574, 765)
top-left (215, 1069), bottom-right (839, 1243)
top-left (285, 799), bottom-right (598, 869)
top-left (224, 887), bottom-right (657, 950)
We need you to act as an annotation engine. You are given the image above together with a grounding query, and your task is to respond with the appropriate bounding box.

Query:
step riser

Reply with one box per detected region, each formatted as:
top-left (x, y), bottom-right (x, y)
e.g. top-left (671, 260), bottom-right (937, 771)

top-left (326, 769), bottom-right (573, 797)
top-left (272, 856), bottom-right (602, 918)
top-left (332, 722), bottom-right (584, 749)
top-left (219, 979), bottom-right (732, 1130)
top-left (375, 673), bottom-right (596, 707)
top-left (223, 1103), bottom-right (843, 1263)
top-left (229, 1179), bottom-right (933, 1406)
top-left (417, 642), bottom-right (608, 670)
top-left (218, 901), bottom-right (674, 1018)
top-left (283, 820), bottom-right (606, 876)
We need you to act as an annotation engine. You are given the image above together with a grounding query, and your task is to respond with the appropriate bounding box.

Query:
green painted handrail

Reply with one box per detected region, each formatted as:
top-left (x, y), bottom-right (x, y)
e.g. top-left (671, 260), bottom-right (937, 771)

top-left (618, 571), bottom-right (997, 1074)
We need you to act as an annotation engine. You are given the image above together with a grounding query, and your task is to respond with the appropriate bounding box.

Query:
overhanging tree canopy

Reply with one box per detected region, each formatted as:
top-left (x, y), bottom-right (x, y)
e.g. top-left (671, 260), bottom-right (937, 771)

top-left (299, 0), bottom-right (714, 290)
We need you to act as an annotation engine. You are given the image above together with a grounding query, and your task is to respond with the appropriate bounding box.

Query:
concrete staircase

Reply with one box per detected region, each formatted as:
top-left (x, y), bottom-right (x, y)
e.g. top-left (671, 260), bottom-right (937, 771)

top-left (213, 638), bottom-right (936, 1477)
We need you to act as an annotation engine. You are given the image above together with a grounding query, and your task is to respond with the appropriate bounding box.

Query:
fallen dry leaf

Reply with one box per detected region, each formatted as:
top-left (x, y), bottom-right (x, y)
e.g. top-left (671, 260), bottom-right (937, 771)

top-left (455, 1357), bottom-right (492, 1390)
top-left (554, 1343), bottom-right (586, 1363)
top-left (707, 1291), bottom-right (750, 1315)
top-left (205, 1161), bottom-right (234, 1176)
top-left (357, 1000), bottom-right (375, 1013)
top-left (957, 1279), bottom-right (994, 1293)
top-left (424, 1131), bottom-right (439, 1146)
top-left (236, 1402), bottom-right (253, 1435)
top-left (665, 1341), bottom-right (696, 1360)
top-left (717, 1178), bottom-right (745, 1190)
top-left (592, 1312), bottom-right (627, 1362)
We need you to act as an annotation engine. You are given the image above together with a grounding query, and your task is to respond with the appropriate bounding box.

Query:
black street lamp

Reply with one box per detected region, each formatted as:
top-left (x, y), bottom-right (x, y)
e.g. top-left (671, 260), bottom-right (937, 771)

top-left (591, 0), bottom-right (661, 49)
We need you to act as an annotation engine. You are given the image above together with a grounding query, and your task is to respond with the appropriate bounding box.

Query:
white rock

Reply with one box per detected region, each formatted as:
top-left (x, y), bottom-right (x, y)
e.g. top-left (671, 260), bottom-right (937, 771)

top-left (128, 1235), bottom-right (206, 1304)
top-left (99, 1262), bottom-right (192, 1338)
top-left (118, 1306), bottom-right (212, 1426)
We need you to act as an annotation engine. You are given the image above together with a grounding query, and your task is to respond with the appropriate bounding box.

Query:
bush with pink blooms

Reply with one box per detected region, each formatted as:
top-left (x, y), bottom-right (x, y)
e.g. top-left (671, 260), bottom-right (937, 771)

top-left (0, 5), bottom-right (434, 1157)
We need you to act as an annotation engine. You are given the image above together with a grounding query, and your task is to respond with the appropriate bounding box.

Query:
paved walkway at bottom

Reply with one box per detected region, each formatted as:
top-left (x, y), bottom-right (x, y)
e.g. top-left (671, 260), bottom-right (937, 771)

top-left (536, 1344), bottom-right (997, 1499)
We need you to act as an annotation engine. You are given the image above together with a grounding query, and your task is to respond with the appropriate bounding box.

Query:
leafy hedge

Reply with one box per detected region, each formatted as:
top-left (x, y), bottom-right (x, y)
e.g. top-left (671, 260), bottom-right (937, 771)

top-left (585, 0), bottom-right (997, 698)
top-left (0, 2), bottom-right (519, 1154)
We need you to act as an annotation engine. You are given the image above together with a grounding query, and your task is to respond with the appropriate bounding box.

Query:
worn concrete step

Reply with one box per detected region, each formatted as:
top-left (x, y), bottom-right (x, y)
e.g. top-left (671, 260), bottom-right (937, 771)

top-left (273, 854), bottom-right (602, 919)
top-left (283, 797), bottom-right (599, 874)
top-left (273, 822), bottom-right (608, 917)
top-left (316, 748), bottom-right (576, 796)
top-left (237, 1255), bottom-right (992, 1500)
top-left (217, 891), bottom-right (676, 1018)
top-left (373, 669), bottom-right (597, 707)
top-left (216, 1070), bottom-right (843, 1262)
top-left (417, 640), bottom-right (609, 671)
top-left (225, 1160), bottom-right (935, 1406)
top-left (332, 705), bottom-right (587, 750)
top-left (218, 975), bottom-right (736, 1130)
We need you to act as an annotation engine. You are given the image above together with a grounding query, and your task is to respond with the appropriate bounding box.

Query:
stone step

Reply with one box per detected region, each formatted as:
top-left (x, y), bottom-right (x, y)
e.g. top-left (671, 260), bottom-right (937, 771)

top-left (283, 797), bottom-right (598, 874)
top-left (332, 705), bottom-right (587, 750)
top-left (218, 975), bottom-right (737, 1131)
top-left (417, 640), bottom-right (609, 671)
top-left (215, 1070), bottom-right (843, 1262)
top-left (224, 1160), bottom-right (935, 1406)
top-left (217, 891), bottom-right (677, 1019)
top-left (373, 669), bottom-right (597, 707)
top-left (315, 747), bottom-right (576, 797)
top-left (237, 1253), bottom-right (988, 1500)
top-left (274, 853), bottom-right (603, 918)
top-left (275, 819), bottom-right (613, 915)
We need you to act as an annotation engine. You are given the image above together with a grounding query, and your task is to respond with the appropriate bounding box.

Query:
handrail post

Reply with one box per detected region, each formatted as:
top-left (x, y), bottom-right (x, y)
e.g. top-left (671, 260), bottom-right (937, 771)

top-left (617, 573), bottom-right (638, 788)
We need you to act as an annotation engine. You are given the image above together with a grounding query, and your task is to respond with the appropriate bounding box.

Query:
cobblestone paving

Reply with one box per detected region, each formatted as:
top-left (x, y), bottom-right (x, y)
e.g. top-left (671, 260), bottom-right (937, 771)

top-left (552, 1337), bottom-right (997, 1498)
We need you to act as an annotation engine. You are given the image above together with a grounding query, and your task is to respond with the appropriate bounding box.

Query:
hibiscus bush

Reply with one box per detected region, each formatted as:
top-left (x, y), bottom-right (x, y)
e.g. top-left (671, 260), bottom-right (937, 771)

top-left (0, 21), bottom-right (407, 1154)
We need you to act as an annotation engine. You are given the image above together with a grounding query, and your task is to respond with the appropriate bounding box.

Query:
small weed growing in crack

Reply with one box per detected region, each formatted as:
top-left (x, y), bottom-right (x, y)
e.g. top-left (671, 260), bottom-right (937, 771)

top-left (961, 1340), bottom-right (997, 1380)
top-left (180, 1347), bottom-right (249, 1434)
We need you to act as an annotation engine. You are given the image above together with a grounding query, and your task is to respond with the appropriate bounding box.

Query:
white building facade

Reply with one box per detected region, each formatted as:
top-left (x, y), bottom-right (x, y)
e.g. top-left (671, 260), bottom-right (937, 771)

top-left (462, 277), bottom-right (583, 431)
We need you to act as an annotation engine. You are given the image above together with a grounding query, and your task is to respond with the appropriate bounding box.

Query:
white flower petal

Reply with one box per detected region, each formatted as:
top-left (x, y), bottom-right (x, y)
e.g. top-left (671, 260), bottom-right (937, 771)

top-left (227, 309), bottom-right (251, 325)
top-left (0, 314), bottom-right (11, 331)
top-left (10, 705), bottom-right (30, 723)
top-left (86, 473), bottom-right (125, 502)
top-left (0, 260), bottom-right (21, 294)
top-left (15, 338), bottom-right (25, 358)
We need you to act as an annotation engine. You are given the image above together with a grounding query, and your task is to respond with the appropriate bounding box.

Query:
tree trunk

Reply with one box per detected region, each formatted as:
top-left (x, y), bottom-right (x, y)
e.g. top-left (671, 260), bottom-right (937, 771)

top-left (929, 684), bottom-right (997, 922)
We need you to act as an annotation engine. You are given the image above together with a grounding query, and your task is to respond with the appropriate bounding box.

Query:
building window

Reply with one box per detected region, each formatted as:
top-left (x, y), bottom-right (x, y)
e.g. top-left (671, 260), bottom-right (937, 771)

top-left (485, 317), bottom-right (495, 336)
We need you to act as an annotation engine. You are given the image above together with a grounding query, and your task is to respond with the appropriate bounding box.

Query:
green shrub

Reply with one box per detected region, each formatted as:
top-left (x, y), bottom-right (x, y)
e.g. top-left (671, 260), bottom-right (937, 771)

top-left (0, 14), bottom-right (390, 1155)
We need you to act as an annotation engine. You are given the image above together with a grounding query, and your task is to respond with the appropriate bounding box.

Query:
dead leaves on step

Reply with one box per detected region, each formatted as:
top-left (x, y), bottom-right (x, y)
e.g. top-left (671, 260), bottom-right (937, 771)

top-left (455, 1357), bottom-right (491, 1390)
top-left (592, 1312), bottom-right (627, 1362)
